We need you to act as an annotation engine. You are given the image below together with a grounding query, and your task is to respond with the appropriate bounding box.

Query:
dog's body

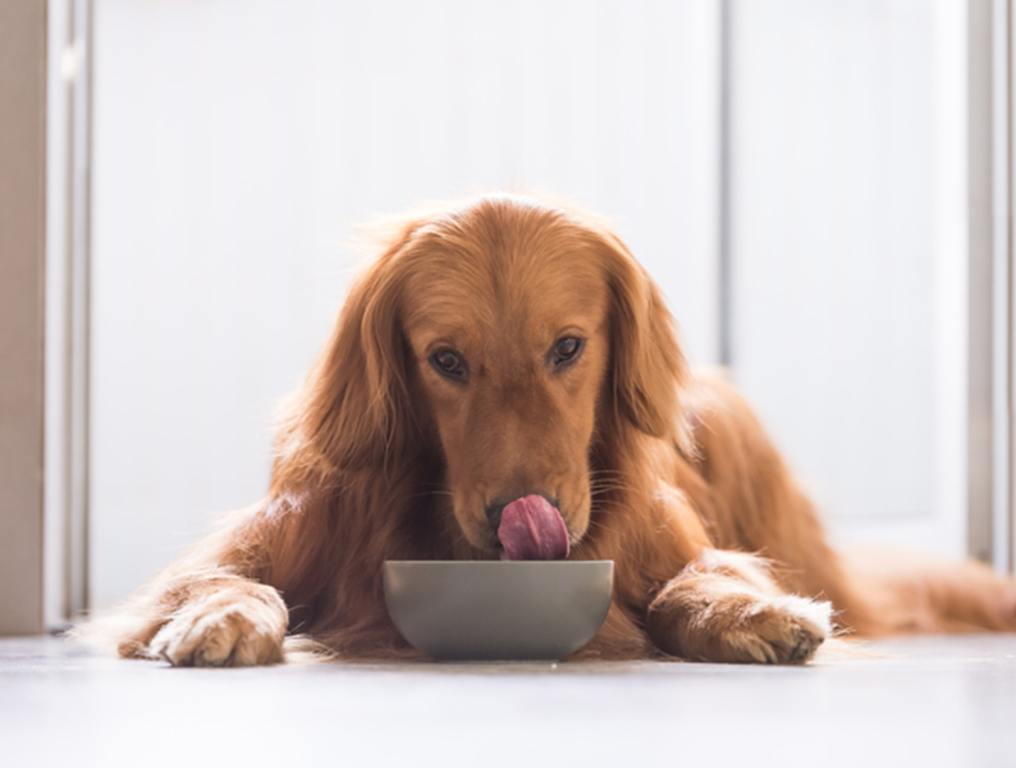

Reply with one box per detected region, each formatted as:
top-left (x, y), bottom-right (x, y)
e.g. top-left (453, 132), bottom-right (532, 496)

top-left (97, 196), bottom-right (1016, 666)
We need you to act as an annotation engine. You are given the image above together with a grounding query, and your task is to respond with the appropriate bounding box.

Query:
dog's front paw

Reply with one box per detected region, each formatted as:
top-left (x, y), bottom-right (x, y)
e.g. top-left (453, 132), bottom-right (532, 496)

top-left (150, 584), bottom-right (287, 667)
top-left (650, 591), bottom-right (832, 664)
top-left (707, 594), bottom-right (831, 664)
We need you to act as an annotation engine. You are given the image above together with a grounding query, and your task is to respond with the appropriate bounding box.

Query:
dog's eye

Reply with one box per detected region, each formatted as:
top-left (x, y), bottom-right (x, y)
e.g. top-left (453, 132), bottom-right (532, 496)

top-left (551, 336), bottom-right (583, 368)
top-left (429, 348), bottom-right (467, 381)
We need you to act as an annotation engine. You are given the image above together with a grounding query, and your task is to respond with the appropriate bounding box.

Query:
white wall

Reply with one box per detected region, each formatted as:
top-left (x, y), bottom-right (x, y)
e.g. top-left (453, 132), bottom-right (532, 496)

top-left (90, 0), bottom-right (721, 607)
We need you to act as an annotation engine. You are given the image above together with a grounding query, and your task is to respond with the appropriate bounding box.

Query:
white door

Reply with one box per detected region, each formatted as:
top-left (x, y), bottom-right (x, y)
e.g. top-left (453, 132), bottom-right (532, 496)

top-left (86, 0), bottom-right (976, 611)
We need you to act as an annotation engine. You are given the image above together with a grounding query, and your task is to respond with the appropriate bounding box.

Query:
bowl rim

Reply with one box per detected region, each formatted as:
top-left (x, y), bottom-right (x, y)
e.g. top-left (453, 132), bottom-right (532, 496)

top-left (383, 559), bottom-right (614, 567)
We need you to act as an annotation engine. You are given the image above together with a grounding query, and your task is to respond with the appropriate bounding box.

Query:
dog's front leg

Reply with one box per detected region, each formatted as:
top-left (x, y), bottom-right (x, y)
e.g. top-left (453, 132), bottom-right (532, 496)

top-left (646, 549), bottom-right (832, 664)
top-left (101, 500), bottom-right (302, 667)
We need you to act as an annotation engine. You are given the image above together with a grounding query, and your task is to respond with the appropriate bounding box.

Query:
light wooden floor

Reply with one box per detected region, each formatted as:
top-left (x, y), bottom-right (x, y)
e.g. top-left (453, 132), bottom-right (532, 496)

top-left (2, 634), bottom-right (1015, 768)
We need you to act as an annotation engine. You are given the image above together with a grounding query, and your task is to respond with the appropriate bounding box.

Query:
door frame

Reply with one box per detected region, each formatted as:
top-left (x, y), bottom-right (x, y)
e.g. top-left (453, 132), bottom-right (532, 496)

top-left (30, 0), bottom-right (1014, 633)
top-left (42, 0), bottom-right (93, 630)
top-left (0, 0), bottom-right (48, 635)
top-left (968, 0), bottom-right (1014, 572)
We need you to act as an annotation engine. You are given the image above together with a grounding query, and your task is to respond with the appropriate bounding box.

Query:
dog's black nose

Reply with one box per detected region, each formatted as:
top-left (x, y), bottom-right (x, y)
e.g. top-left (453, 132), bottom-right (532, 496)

top-left (485, 500), bottom-right (506, 530)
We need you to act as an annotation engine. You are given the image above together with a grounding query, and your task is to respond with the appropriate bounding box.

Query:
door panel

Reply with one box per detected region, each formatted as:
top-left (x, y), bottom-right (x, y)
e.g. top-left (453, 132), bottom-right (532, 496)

top-left (89, 0), bottom-right (720, 607)
top-left (729, 0), bottom-right (967, 556)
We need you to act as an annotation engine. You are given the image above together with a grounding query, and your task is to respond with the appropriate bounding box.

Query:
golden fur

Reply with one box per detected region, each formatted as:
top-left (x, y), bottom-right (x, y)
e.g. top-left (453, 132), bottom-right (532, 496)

top-left (89, 195), bottom-right (1016, 666)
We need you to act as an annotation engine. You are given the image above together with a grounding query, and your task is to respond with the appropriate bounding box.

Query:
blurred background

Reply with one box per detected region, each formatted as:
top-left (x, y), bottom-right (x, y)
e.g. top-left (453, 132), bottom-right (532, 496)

top-left (3, 0), bottom-right (1012, 629)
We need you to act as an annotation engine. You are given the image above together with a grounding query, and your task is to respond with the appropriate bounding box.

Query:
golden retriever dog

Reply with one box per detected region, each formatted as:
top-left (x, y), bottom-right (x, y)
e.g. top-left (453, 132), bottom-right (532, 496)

top-left (93, 195), bottom-right (1016, 666)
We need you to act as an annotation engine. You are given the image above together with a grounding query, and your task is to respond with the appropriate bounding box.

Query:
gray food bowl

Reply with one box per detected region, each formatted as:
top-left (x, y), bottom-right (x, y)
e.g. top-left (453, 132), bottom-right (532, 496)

top-left (383, 560), bottom-right (614, 661)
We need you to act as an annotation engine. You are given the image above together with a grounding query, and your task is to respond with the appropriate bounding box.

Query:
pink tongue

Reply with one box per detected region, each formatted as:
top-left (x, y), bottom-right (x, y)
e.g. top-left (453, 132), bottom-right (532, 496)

top-left (497, 495), bottom-right (570, 560)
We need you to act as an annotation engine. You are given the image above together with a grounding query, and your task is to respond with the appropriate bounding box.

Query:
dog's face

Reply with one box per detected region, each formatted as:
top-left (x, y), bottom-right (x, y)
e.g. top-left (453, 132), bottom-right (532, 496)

top-left (306, 196), bottom-right (686, 557)
top-left (400, 207), bottom-right (612, 551)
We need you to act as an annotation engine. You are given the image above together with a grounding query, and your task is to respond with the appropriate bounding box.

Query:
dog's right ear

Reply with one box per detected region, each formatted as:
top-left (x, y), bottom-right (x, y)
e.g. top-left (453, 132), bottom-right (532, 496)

top-left (593, 226), bottom-right (689, 443)
top-left (272, 219), bottom-right (423, 488)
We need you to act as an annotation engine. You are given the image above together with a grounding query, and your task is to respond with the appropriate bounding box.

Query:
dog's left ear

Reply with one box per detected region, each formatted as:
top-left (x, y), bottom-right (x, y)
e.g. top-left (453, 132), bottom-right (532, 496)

top-left (594, 228), bottom-right (690, 442)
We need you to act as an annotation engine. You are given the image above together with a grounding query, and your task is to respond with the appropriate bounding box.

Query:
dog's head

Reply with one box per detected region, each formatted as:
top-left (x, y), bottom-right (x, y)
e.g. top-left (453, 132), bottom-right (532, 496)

top-left (278, 196), bottom-right (686, 555)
